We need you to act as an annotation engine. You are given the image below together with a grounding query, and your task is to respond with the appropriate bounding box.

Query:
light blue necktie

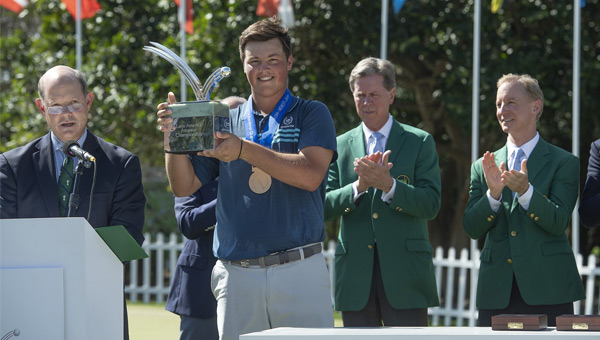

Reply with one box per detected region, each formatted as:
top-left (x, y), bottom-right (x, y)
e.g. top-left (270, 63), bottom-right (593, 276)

top-left (370, 132), bottom-right (385, 155)
top-left (511, 148), bottom-right (526, 198)
top-left (512, 148), bottom-right (525, 171)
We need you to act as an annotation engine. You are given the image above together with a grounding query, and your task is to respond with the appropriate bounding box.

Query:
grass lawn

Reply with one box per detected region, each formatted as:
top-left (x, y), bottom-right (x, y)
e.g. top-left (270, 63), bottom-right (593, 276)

top-left (127, 302), bottom-right (180, 340)
top-left (127, 301), bottom-right (343, 340)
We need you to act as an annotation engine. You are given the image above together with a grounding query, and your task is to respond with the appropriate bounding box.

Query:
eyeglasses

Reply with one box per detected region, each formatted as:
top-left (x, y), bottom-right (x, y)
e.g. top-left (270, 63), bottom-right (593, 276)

top-left (44, 102), bottom-right (84, 115)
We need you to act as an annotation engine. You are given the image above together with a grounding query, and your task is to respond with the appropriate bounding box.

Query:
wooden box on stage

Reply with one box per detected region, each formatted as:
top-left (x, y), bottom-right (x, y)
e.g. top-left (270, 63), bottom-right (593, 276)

top-left (556, 314), bottom-right (600, 331)
top-left (491, 314), bottom-right (548, 331)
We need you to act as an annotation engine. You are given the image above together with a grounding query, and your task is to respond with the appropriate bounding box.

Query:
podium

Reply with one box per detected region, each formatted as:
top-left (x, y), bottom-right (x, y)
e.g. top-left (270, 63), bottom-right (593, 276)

top-left (1, 217), bottom-right (128, 340)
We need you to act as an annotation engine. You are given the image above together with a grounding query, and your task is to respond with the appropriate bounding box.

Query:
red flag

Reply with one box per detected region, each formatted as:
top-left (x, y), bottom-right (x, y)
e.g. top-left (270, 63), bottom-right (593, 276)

top-left (0, 0), bottom-right (30, 13)
top-left (257, 0), bottom-right (278, 17)
top-left (61, 0), bottom-right (102, 20)
top-left (175, 0), bottom-right (193, 34)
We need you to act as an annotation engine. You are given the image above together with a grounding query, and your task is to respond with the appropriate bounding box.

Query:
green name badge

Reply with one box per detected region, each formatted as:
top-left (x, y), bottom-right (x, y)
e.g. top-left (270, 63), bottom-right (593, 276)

top-left (167, 101), bottom-right (230, 153)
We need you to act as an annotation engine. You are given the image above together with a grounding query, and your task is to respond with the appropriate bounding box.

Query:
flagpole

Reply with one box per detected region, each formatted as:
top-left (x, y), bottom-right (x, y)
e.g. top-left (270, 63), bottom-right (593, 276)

top-left (380, 0), bottom-right (388, 60)
top-left (572, 0), bottom-right (581, 275)
top-left (179, 0), bottom-right (187, 102)
top-left (469, 0), bottom-right (481, 328)
top-left (76, 0), bottom-right (81, 71)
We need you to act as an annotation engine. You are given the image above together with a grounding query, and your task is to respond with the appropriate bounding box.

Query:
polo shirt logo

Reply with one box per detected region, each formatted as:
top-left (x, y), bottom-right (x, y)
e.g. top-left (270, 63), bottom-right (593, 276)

top-left (282, 115), bottom-right (294, 128)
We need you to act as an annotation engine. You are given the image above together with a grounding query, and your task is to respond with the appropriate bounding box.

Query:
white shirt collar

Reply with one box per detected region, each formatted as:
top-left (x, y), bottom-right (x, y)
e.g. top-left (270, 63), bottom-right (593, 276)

top-left (362, 114), bottom-right (393, 143)
top-left (507, 132), bottom-right (539, 159)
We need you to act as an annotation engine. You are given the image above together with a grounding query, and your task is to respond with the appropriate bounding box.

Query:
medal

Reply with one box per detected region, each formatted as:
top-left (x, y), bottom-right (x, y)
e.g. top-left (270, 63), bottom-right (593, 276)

top-left (242, 90), bottom-right (292, 195)
top-left (249, 166), bottom-right (271, 194)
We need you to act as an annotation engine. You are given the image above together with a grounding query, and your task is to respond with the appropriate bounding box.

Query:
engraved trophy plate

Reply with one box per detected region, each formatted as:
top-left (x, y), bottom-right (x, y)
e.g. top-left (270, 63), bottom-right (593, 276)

top-left (144, 41), bottom-right (231, 153)
top-left (168, 101), bottom-right (231, 153)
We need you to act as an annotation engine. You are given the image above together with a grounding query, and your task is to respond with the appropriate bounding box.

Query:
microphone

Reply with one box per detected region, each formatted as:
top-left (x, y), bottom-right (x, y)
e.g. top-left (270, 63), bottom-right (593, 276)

top-left (63, 140), bottom-right (96, 162)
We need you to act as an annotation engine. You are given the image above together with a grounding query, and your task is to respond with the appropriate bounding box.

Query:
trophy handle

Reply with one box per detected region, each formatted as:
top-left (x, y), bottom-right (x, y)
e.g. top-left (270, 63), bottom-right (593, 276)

top-left (144, 42), bottom-right (203, 100)
top-left (144, 42), bottom-right (231, 101)
top-left (201, 67), bottom-right (231, 100)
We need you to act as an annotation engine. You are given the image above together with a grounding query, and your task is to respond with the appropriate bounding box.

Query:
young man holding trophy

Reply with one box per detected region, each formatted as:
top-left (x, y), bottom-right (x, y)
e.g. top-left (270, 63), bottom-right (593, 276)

top-left (155, 18), bottom-right (337, 339)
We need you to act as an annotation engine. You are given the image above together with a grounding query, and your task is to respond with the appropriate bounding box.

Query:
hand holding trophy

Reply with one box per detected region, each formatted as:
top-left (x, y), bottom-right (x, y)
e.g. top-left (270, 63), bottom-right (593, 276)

top-left (145, 42), bottom-right (232, 153)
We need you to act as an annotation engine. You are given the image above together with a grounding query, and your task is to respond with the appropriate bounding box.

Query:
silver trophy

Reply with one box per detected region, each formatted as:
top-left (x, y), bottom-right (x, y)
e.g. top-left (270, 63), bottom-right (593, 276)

top-left (144, 42), bottom-right (232, 153)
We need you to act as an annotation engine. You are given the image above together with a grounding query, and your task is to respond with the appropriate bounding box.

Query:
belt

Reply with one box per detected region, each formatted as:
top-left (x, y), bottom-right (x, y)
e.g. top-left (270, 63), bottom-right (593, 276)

top-left (223, 243), bottom-right (322, 268)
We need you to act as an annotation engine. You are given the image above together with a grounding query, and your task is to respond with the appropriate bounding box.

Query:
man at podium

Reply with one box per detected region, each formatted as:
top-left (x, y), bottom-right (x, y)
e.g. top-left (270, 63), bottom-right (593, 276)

top-left (0, 65), bottom-right (146, 340)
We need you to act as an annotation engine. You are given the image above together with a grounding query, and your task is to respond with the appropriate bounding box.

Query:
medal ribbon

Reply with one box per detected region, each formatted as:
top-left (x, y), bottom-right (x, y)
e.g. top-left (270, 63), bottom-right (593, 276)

top-left (243, 89), bottom-right (293, 147)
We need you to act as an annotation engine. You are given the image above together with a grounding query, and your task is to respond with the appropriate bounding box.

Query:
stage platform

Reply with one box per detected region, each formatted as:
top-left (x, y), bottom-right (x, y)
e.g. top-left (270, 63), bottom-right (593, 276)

top-left (240, 326), bottom-right (599, 340)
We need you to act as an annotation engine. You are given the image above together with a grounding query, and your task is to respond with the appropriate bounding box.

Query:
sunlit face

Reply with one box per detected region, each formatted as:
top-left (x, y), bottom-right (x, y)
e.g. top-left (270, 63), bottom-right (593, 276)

top-left (495, 81), bottom-right (540, 143)
top-left (35, 71), bottom-right (93, 143)
top-left (243, 38), bottom-right (292, 102)
top-left (352, 74), bottom-right (395, 132)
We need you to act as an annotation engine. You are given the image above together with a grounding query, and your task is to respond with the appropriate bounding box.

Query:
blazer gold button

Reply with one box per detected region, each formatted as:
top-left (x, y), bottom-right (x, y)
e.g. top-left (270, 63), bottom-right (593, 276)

top-left (372, 213), bottom-right (379, 219)
top-left (507, 258), bottom-right (513, 264)
top-left (489, 215), bottom-right (494, 219)
top-left (368, 244), bottom-right (373, 249)
top-left (344, 208), bottom-right (351, 213)
top-left (534, 217), bottom-right (539, 221)
top-left (487, 217), bottom-right (492, 222)
top-left (396, 207), bottom-right (403, 212)
top-left (530, 213), bottom-right (535, 218)
top-left (511, 231), bottom-right (517, 237)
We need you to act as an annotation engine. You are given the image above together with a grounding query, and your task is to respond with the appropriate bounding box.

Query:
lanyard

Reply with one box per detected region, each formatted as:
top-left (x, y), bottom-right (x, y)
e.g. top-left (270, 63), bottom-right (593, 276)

top-left (243, 89), bottom-right (293, 147)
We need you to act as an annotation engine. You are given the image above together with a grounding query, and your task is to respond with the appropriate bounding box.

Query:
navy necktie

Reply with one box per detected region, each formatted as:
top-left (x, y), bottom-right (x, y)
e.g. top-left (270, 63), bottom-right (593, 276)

top-left (58, 157), bottom-right (74, 217)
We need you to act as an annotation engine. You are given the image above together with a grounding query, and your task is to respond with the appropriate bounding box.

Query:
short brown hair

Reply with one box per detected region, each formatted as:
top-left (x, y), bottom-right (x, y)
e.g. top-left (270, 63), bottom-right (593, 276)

top-left (349, 57), bottom-right (396, 93)
top-left (239, 17), bottom-right (291, 62)
top-left (497, 73), bottom-right (544, 118)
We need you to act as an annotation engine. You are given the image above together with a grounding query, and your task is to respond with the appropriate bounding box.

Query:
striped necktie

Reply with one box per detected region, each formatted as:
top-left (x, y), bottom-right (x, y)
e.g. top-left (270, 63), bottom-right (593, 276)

top-left (58, 156), bottom-right (74, 217)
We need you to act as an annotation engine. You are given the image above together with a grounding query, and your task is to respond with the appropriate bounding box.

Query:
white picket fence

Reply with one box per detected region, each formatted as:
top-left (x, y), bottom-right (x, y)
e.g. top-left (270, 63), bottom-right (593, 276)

top-left (125, 233), bottom-right (600, 326)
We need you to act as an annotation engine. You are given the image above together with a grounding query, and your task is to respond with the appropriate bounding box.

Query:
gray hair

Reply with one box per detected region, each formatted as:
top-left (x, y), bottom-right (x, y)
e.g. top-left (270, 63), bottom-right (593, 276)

top-left (497, 73), bottom-right (544, 118)
top-left (349, 57), bottom-right (396, 92)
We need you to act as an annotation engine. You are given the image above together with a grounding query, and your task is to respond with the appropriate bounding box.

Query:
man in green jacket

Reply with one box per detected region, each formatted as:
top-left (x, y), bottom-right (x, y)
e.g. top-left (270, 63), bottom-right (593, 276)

top-left (325, 57), bottom-right (441, 327)
top-left (463, 73), bottom-right (585, 326)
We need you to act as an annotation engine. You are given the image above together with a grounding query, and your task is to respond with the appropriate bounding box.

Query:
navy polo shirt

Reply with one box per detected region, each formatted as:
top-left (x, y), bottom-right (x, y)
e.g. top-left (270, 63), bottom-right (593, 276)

top-left (190, 96), bottom-right (337, 260)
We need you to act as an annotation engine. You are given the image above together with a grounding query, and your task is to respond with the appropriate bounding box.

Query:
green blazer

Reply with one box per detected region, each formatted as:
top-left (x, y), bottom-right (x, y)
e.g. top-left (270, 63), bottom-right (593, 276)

top-left (463, 138), bottom-right (585, 309)
top-left (325, 120), bottom-right (441, 311)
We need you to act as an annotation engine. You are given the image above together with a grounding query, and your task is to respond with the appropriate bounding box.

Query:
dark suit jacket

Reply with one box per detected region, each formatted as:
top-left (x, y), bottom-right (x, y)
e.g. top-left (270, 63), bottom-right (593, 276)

top-left (165, 180), bottom-right (218, 319)
top-left (463, 138), bottom-right (585, 309)
top-left (0, 131), bottom-right (145, 246)
top-left (325, 120), bottom-right (441, 311)
top-left (580, 139), bottom-right (600, 228)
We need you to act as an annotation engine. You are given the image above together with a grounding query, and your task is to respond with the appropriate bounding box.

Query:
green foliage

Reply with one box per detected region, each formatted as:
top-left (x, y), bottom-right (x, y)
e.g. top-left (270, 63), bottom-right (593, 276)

top-left (1, 0), bottom-right (599, 251)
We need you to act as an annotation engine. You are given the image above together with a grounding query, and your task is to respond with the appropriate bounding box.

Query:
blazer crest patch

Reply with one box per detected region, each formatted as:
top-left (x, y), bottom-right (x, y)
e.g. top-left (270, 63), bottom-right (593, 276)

top-left (396, 174), bottom-right (410, 184)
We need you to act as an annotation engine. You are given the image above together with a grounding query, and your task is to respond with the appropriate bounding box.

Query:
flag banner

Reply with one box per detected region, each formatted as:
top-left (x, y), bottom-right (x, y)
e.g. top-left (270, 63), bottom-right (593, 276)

top-left (0, 0), bottom-right (29, 13)
top-left (491, 0), bottom-right (503, 13)
top-left (257, 0), bottom-right (278, 17)
top-left (62, 0), bottom-right (102, 20)
top-left (393, 0), bottom-right (406, 14)
top-left (278, 0), bottom-right (294, 27)
top-left (175, 0), bottom-right (193, 34)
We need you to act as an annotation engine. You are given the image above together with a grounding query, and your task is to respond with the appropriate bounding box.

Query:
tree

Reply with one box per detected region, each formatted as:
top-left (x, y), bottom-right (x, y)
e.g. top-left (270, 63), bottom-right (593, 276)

top-left (1, 0), bottom-right (599, 254)
top-left (290, 0), bottom-right (600, 254)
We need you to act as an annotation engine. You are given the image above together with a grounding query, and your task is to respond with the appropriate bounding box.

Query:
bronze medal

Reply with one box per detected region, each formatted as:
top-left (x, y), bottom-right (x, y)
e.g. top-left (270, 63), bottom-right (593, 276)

top-left (249, 166), bottom-right (272, 194)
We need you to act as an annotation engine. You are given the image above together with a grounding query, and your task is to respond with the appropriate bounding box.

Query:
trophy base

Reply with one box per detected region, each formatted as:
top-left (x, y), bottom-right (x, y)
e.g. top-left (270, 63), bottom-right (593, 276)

top-left (165, 150), bottom-right (205, 154)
